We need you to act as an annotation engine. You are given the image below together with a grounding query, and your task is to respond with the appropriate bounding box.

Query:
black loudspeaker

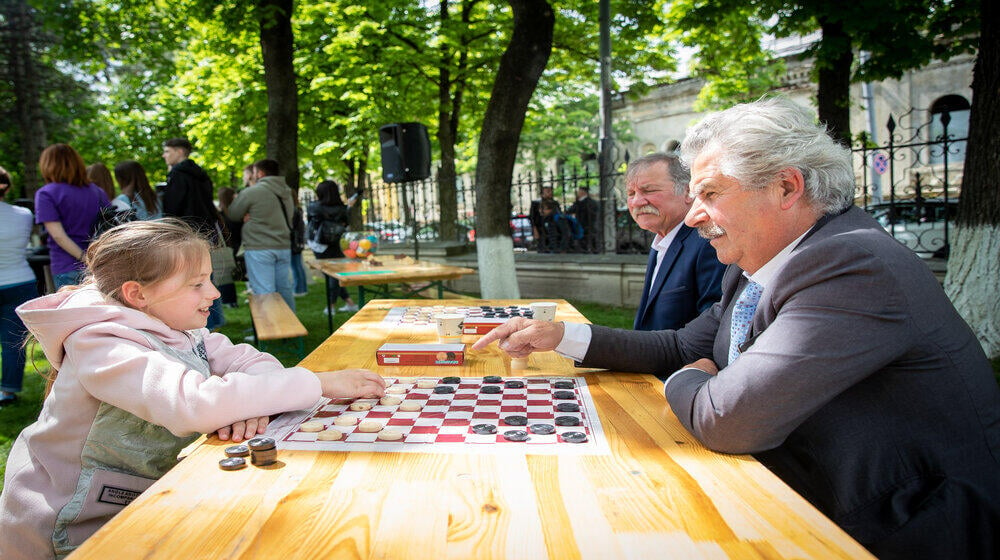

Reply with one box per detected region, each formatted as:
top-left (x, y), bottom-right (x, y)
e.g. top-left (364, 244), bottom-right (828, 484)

top-left (379, 123), bottom-right (431, 183)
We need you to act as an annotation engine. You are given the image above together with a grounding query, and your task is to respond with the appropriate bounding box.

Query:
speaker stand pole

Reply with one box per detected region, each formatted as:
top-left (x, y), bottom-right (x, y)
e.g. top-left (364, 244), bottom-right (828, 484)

top-left (401, 181), bottom-right (419, 260)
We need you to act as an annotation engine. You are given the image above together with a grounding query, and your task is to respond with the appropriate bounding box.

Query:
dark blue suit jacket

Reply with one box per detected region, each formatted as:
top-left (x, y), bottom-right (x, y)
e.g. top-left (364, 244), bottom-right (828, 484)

top-left (633, 225), bottom-right (726, 331)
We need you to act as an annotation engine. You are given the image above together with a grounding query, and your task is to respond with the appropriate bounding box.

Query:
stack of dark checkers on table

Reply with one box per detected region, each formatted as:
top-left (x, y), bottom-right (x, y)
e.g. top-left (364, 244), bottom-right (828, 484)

top-left (268, 376), bottom-right (608, 455)
top-left (381, 305), bottom-right (534, 334)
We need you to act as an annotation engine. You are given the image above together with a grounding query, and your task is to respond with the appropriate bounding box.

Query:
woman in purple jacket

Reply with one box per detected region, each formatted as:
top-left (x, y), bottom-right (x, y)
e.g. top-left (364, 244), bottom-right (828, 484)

top-left (34, 144), bottom-right (109, 289)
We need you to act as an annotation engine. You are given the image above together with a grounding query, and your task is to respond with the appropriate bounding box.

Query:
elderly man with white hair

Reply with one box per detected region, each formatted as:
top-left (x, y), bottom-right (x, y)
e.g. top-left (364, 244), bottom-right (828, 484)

top-left (475, 97), bottom-right (1000, 559)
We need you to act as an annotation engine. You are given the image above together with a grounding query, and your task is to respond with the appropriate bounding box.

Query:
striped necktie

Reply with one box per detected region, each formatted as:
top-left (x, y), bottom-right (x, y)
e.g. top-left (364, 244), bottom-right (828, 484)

top-left (728, 281), bottom-right (763, 364)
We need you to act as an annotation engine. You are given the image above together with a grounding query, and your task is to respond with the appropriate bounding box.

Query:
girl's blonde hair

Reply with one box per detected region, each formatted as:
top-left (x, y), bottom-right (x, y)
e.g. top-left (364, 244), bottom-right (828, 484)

top-left (40, 219), bottom-right (211, 398)
top-left (82, 218), bottom-right (212, 304)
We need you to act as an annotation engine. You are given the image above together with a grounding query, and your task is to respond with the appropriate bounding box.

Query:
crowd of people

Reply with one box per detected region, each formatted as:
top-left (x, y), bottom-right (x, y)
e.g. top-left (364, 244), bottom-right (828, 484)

top-left (0, 139), bottom-right (364, 407)
top-left (0, 97), bottom-right (998, 560)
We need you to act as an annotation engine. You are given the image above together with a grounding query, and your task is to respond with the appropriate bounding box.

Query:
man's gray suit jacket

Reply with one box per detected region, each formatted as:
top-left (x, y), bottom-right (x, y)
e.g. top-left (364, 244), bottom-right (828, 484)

top-left (580, 206), bottom-right (1000, 559)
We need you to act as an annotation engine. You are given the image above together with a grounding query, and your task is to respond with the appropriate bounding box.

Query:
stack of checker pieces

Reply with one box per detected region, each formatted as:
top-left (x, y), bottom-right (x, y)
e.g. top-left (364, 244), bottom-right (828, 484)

top-left (279, 376), bottom-right (601, 452)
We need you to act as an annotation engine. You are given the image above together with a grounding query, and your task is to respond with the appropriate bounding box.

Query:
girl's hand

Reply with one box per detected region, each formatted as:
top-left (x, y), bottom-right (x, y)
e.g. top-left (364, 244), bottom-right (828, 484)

top-left (316, 369), bottom-right (386, 399)
top-left (217, 415), bottom-right (270, 442)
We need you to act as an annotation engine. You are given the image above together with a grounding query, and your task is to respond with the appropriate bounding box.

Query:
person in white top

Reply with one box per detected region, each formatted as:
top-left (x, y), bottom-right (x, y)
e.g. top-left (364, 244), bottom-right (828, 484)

top-left (0, 165), bottom-right (38, 406)
top-left (0, 218), bottom-right (386, 560)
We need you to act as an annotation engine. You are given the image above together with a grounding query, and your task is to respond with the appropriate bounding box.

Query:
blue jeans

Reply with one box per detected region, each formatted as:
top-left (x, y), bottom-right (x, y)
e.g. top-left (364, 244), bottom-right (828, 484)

top-left (243, 249), bottom-right (295, 311)
top-left (53, 270), bottom-right (84, 289)
top-left (0, 280), bottom-right (38, 393)
top-left (291, 252), bottom-right (308, 294)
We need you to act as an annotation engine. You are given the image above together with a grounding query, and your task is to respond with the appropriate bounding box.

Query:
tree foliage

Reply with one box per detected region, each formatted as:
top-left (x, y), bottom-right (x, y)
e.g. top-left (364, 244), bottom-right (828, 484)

top-left (666, 0), bottom-right (979, 143)
top-left (1, 0), bottom-right (671, 207)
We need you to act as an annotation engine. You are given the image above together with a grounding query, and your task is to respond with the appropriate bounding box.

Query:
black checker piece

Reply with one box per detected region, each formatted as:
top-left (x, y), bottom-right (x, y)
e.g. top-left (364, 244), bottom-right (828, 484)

top-left (471, 424), bottom-right (497, 435)
top-left (561, 431), bottom-right (588, 443)
top-left (503, 430), bottom-right (530, 442)
top-left (555, 402), bottom-right (580, 413)
top-left (528, 424), bottom-right (555, 435)
top-left (552, 390), bottom-right (576, 400)
top-left (504, 380), bottom-right (525, 389)
top-left (433, 385), bottom-right (456, 394)
top-left (480, 385), bottom-right (502, 394)
top-left (555, 416), bottom-right (581, 426)
top-left (483, 376), bottom-right (503, 383)
top-left (441, 376), bottom-right (461, 384)
top-left (503, 415), bottom-right (528, 426)
top-left (552, 381), bottom-right (574, 390)
top-left (219, 457), bottom-right (247, 470)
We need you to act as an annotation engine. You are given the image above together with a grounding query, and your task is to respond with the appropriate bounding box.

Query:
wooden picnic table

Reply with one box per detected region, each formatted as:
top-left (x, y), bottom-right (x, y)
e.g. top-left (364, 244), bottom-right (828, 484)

top-left (69, 299), bottom-right (872, 560)
top-left (309, 257), bottom-right (476, 332)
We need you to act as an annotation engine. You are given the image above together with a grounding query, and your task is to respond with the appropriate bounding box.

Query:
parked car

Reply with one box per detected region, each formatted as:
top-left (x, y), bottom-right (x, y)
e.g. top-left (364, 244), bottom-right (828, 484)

top-left (509, 213), bottom-right (533, 248)
top-left (420, 214), bottom-right (532, 247)
top-left (364, 220), bottom-right (410, 243)
top-left (416, 221), bottom-right (475, 243)
top-left (865, 198), bottom-right (957, 259)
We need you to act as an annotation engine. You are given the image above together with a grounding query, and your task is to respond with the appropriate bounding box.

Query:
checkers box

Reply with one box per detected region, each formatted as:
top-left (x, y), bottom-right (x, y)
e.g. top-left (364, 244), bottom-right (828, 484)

top-left (376, 343), bottom-right (465, 366)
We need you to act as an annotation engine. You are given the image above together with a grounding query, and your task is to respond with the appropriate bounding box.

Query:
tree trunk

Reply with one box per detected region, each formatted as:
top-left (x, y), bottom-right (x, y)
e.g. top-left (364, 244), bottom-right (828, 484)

top-left (815, 17), bottom-right (853, 146)
top-left (436, 62), bottom-right (460, 242)
top-left (474, 0), bottom-right (554, 298)
top-left (945, 0), bottom-right (1000, 358)
top-left (435, 0), bottom-right (461, 243)
top-left (258, 0), bottom-right (299, 193)
top-left (1, 0), bottom-right (47, 195)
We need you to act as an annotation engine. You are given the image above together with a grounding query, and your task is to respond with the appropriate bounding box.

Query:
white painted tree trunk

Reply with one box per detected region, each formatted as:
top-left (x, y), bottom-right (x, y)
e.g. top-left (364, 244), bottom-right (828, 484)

top-left (476, 236), bottom-right (520, 299)
top-left (944, 224), bottom-right (1000, 359)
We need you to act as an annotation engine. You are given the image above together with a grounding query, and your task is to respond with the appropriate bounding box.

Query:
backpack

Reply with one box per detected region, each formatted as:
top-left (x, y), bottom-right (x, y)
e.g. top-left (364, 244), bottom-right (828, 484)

top-left (565, 215), bottom-right (584, 240)
top-left (308, 216), bottom-right (347, 246)
top-left (91, 206), bottom-right (138, 240)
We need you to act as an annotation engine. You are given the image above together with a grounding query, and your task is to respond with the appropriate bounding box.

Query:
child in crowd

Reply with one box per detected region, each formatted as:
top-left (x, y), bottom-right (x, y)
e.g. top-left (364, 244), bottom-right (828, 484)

top-left (539, 198), bottom-right (571, 253)
top-left (0, 219), bottom-right (386, 560)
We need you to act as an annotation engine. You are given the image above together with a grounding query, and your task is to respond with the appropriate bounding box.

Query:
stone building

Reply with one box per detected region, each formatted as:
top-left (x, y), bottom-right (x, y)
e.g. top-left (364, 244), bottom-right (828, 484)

top-left (613, 45), bottom-right (975, 205)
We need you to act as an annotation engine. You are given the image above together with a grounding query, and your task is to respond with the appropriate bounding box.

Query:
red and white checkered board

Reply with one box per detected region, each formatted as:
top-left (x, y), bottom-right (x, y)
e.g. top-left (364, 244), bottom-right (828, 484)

top-left (382, 305), bottom-right (533, 328)
top-left (268, 376), bottom-right (609, 455)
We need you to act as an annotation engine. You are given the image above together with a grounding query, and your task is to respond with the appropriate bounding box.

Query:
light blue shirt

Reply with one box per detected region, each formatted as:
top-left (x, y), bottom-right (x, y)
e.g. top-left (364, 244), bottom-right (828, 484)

top-left (113, 194), bottom-right (162, 221)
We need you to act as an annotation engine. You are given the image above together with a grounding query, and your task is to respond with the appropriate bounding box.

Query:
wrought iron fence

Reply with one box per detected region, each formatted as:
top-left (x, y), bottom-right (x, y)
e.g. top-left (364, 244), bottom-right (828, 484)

top-left (319, 106), bottom-right (965, 260)
top-left (853, 106), bottom-right (966, 259)
top-left (345, 164), bottom-right (652, 254)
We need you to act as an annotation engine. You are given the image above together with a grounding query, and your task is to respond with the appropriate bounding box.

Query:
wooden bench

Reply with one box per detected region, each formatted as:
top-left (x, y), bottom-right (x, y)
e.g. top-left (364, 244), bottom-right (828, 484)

top-left (248, 293), bottom-right (307, 358)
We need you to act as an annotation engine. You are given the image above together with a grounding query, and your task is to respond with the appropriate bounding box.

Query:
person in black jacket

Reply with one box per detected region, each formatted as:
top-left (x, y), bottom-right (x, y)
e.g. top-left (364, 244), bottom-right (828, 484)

top-left (566, 186), bottom-right (600, 253)
top-left (528, 186), bottom-right (560, 252)
top-left (161, 138), bottom-right (219, 242)
top-left (307, 180), bottom-right (359, 315)
top-left (161, 137), bottom-right (225, 329)
top-left (539, 199), bottom-right (571, 253)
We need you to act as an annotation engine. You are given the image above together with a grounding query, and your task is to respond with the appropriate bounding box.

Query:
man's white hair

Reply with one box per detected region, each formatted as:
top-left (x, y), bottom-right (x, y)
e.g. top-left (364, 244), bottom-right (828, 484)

top-left (680, 97), bottom-right (856, 214)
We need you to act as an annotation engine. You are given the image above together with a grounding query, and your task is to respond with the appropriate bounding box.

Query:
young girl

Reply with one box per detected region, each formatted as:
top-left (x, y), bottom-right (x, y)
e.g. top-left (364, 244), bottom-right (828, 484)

top-left (0, 219), bottom-right (385, 560)
top-left (112, 160), bottom-right (162, 220)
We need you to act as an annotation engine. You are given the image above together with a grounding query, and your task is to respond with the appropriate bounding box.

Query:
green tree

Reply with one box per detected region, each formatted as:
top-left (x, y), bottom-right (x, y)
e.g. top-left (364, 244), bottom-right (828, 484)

top-left (667, 0), bottom-right (979, 145)
top-left (475, 0), bottom-right (554, 298)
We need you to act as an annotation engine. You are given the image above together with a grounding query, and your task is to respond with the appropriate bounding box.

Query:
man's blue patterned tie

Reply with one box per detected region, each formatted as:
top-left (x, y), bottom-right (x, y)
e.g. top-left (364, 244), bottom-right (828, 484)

top-left (728, 281), bottom-right (763, 364)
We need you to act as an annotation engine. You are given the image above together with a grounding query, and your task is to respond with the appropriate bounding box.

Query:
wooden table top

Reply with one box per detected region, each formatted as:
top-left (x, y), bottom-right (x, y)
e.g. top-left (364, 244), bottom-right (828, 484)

top-left (308, 256), bottom-right (475, 287)
top-left (70, 299), bottom-right (871, 559)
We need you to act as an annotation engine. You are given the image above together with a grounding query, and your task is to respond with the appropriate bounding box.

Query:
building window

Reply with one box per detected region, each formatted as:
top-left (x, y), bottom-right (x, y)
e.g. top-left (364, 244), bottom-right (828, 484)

top-left (929, 95), bottom-right (969, 164)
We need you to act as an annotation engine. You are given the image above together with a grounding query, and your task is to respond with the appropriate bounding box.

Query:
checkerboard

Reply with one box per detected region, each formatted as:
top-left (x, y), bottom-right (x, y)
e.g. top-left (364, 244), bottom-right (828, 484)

top-left (381, 305), bottom-right (534, 333)
top-left (266, 376), bottom-right (609, 455)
